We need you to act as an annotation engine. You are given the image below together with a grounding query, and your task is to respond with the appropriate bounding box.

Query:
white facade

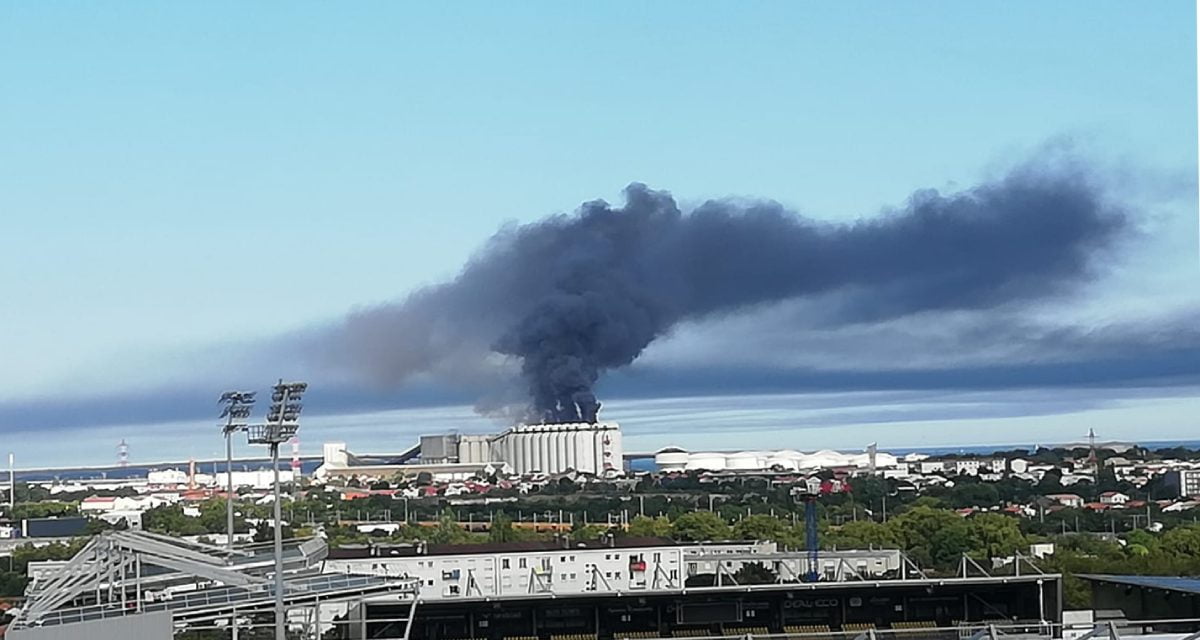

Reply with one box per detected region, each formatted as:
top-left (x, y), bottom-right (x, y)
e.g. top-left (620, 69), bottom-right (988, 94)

top-left (324, 541), bottom-right (902, 602)
top-left (472, 422), bottom-right (622, 476)
top-left (916, 461), bottom-right (945, 475)
top-left (1099, 491), bottom-right (1130, 505)
top-left (147, 469), bottom-right (189, 485)
top-left (1046, 494), bottom-right (1084, 508)
top-left (213, 470), bottom-right (294, 490)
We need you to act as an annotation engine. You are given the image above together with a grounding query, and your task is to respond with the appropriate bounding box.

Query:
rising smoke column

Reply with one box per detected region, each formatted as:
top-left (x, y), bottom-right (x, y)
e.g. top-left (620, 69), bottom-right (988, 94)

top-left (327, 162), bottom-right (1126, 423)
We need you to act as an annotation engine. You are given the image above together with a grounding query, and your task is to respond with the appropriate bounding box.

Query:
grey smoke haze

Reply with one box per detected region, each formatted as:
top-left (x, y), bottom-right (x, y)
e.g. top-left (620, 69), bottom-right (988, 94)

top-left (321, 161), bottom-right (1127, 422)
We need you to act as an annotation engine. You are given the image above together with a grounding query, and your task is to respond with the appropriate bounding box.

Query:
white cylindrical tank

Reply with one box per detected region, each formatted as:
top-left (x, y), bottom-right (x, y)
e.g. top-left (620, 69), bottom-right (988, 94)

top-left (765, 456), bottom-right (799, 471)
top-left (521, 432), bottom-right (535, 475)
top-left (578, 428), bottom-right (596, 474)
top-left (555, 431), bottom-right (568, 474)
top-left (541, 429), bottom-right (554, 473)
top-left (507, 433), bottom-right (520, 475)
top-left (686, 453), bottom-right (727, 471)
top-left (500, 436), bottom-right (513, 472)
top-left (564, 429), bottom-right (578, 472)
top-left (727, 451), bottom-right (763, 470)
top-left (655, 447), bottom-right (689, 472)
top-left (549, 429), bottom-right (562, 474)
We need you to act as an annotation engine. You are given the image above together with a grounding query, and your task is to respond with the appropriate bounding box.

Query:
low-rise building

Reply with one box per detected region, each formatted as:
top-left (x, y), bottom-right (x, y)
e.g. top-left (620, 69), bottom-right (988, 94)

top-left (1045, 493), bottom-right (1084, 508)
top-left (1165, 469), bottom-right (1200, 498)
top-left (1099, 491), bottom-right (1130, 506)
top-left (324, 539), bottom-right (904, 601)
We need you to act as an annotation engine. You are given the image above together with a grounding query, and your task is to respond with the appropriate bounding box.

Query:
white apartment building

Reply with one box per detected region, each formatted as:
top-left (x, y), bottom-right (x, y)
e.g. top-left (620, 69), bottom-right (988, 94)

top-left (323, 540), bottom-right (903, 602)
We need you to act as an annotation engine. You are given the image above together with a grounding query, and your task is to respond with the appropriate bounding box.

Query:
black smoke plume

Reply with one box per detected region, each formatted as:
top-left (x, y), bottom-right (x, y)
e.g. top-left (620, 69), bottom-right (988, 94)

top-left (325, 162), bottom-right (1126, 423)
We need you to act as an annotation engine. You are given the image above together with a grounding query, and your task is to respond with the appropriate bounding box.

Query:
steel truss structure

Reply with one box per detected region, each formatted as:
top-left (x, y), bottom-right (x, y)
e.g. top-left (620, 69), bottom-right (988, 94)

top-left (9, 530), bottom-right (420, 639)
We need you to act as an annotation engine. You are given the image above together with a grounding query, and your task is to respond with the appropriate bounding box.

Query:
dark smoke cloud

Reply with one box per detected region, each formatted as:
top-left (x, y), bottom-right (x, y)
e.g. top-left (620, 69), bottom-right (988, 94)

top-left (321, 161), bottom-right (1127, 423)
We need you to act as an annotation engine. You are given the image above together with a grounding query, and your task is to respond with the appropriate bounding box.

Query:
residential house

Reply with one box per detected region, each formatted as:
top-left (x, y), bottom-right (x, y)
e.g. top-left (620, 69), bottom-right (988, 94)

top-left (1099, 491), bottom-right (1130, 506)
top-left (1045, 493), bottom-right (1084, 508)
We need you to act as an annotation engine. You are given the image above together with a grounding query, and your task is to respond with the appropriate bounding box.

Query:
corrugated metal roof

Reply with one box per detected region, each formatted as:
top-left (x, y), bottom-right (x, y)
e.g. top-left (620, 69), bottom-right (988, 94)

top-left (1079, 574), bottom-right (1200, 594)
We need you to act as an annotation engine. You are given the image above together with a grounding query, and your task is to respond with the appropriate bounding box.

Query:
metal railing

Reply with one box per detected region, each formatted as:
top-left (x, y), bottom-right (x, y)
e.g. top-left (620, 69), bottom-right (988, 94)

top-left (607, 620), bottom-right (1200, 640)
top-left (23, 574), bottom-right (418, 629)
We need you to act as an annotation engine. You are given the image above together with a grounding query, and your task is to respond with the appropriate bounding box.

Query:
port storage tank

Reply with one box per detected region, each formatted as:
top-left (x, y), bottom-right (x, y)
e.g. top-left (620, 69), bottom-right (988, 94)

top-left (765, 455), bottom-right (800, 471)
top-left (685, 452), bottom-right (727, 471)
top-left (726, 451), bottom-right (765, 470)
top-left (655, 447), bottom-right (689, 472)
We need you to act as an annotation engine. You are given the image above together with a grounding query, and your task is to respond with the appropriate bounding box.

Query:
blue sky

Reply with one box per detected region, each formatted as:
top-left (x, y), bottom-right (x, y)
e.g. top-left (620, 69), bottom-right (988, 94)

top-left (0, 3), bottom-right (1196, 466)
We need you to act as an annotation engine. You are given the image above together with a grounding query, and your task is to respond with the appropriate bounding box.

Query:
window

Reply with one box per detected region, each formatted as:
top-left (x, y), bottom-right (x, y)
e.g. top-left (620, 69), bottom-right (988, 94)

top-left (653, 553), bottom-right (661, 562)
top-left (519, 558), bottom-right (527, 569)
top-left (560, 556), bottom-right (566, 562)
top-left (502, 559), bottom-right (510, 569)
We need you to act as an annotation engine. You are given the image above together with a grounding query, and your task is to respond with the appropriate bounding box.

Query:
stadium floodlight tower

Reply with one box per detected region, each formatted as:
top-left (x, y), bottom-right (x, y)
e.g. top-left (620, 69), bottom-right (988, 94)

top-left (218, 390), bottom-right (256, 551)
top-left (247, 379), bottom-right (307, 640)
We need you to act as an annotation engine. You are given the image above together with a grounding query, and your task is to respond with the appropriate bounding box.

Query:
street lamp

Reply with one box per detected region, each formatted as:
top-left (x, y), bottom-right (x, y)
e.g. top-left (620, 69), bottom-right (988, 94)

top-left (218, 391), bottom-right (256, 552)
top-left (247, 379), bottom-right (307, 640)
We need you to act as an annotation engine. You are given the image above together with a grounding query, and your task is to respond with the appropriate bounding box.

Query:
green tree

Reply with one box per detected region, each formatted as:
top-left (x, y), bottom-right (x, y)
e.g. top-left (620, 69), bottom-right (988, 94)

top-left (489, 513), bottom-right (521, 543)
top-left (948, 483), bottom-right (1000, 509)
top-left (826, 520), bottom-right (898, 549)
top-left (1160, 524), bottom-right (1200, 556)
top-left (427, 512), bottom-right (472, 544)
top-left (11, 501), bottom-right (77, 520)
top-left (732, 514), bottom-right (787, 542)
top-left (571, 524), bottom-right (609, 542)
top-left (733, 562), bottom-right (777, 584)
top-left (886, 506), bottom-right (970, 568)
top-left (967, 513), bottom-right (1027, 558)
top-left (142, 505), bottom-right (208, 536)
top-left (670, 511), bottom-right (731, 542)
top-left (0, 571), bottom-right (28, 597)
top-left (929, 523), bottom-right (974, 566)
top-left (1124, 529), bottom-right (1159, 556)
top-left (627, 515), bottom-right (673, 538)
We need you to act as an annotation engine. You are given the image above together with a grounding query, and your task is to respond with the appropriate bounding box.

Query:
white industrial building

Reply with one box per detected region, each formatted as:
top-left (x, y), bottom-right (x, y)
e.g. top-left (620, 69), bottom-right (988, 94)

top-left (324, 539), bottom-right (904, 601)
top-left (654, 448), bottom-right (898, 473)
top-left (422, 421), bottom-right (623, 477)
top-left (317, 421), bottom-right (624, 480)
